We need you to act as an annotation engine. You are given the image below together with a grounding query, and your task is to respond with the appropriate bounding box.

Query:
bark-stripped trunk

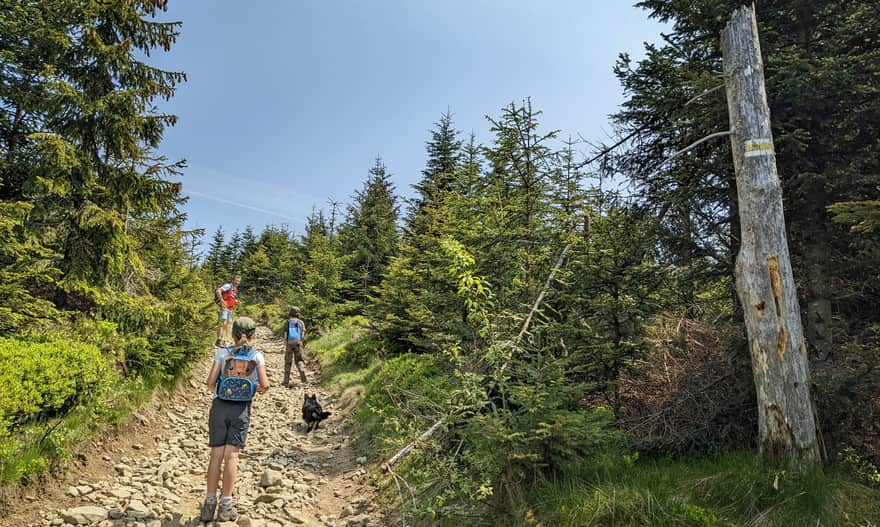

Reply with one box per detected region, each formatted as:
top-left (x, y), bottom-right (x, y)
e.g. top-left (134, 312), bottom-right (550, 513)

top-left (721, 4), bottom-right (821, 469)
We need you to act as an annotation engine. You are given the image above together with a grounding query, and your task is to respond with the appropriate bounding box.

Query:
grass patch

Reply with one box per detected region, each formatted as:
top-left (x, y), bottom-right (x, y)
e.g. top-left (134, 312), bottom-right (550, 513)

top-left (307, 316), bottom-right (384, 390)
top-left (358, 353), bottom-right (455, 455)
top-left (515, 451), bottom-right (880, 527)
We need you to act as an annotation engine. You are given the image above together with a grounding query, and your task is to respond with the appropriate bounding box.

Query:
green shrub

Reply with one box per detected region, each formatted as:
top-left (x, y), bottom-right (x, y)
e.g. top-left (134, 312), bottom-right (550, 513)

top-left (339, 333), bottom-right (388, 367)
top-left (0, 335), bottom-right (122, 484)
top-left (238, 302), bottom-right (284, 328)
top-left (348, 334), bottom-right (624, 523)
top-left (0, 336), bottom-right (113, 427)
top-left (70, 317), bottom-right (126, 360)
top-left (95, 272), bottom-right (212, 381)
top-left (151, 269), bottom-right (214, 377)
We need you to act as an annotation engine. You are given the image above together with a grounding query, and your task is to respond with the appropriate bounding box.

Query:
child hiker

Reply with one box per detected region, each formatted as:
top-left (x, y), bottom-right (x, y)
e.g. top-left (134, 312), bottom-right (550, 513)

top-left (283, 306), bottom-right (307, 387)
top-left (201, 316), bottom-right (269, 522)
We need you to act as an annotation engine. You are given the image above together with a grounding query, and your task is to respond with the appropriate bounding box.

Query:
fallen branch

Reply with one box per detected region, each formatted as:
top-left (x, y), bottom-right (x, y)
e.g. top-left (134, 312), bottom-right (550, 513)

top-left (498, 242), bottom-right (573, 376)
top-left (388, 465), bottom-right (416, 526)
top-left (516, 243), bottom-right (572, 343)
top-left (382, 418), bottom-right (445, 472)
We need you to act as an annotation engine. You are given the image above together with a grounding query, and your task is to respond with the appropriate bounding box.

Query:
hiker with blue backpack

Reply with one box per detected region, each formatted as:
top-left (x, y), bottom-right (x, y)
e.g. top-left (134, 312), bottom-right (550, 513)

top-left (283, 306), bottom-right (307, 387)
top-left (201, 317), bottom-right (269, 522)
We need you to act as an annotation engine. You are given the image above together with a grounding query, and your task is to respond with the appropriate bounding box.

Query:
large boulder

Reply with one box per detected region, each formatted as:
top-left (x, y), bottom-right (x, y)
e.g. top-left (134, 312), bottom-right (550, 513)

top-left (59, 506), bottom-right (107, 525)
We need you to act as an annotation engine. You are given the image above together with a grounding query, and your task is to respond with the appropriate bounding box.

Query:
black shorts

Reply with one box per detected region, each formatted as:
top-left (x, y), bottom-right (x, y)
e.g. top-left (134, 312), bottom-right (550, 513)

top-left (208, 398), bottom-right (251, 448)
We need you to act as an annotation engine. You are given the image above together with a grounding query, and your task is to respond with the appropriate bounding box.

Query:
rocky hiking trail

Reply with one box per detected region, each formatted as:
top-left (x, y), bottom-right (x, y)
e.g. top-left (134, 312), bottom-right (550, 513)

top-left (6, 326), bottom-right (386, 527)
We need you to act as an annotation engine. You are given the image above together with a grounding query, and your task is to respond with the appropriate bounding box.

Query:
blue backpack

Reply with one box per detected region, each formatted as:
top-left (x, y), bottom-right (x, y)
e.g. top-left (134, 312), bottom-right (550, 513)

top-left (287, 319), bottom-right (303, 341)
top-left (216, 345), bottom-right (259, 402)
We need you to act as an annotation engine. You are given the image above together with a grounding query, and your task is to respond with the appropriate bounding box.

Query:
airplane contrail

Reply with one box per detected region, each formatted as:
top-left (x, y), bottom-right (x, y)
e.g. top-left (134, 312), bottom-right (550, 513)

top-left (185, 189), bottom-right (308, 224)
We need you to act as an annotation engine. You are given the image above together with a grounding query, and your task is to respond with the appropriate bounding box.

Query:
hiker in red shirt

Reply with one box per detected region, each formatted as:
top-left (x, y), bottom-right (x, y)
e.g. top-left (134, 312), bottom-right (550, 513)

top-left (215, 275), bottom-right (241, 347)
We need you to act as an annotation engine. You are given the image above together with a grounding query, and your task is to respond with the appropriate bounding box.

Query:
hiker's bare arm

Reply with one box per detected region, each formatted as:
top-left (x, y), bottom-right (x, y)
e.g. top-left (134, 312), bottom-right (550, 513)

top-left (206, 362), bottom-right (221, 391)
top-left (256, 364), bottom-right (270, 394)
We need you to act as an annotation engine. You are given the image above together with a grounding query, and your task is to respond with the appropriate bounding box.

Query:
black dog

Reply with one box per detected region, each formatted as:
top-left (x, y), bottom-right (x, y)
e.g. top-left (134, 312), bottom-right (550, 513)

top-left (302, 393), bottom-right (331, 432)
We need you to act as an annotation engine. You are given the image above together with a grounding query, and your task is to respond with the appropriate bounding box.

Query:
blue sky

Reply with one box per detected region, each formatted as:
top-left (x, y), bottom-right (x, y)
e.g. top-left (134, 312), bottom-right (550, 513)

top-left (150, 2), bottom-right (667, 252)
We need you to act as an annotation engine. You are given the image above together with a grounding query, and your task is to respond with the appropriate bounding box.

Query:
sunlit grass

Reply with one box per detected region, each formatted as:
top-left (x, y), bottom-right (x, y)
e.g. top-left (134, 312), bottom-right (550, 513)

top-left (513, 451), bottom-right (880, 527)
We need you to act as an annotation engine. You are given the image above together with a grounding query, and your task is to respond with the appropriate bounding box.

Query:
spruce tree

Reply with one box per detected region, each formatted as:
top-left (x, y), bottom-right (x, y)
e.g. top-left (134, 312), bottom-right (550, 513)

top-left (225, 230), bottom-right (243, 273)
top-left (299, 211), bottom-right (352, 329)
top-left (338, 157), bottom-right (400, 306)
top-left (238, 246), bottom-right (272, 303)
top-left (371, 117), bottom-right (472, 352)
top-left (260, 226), bottom-right (299, 300)
top-left (0, 0), bottom-right (187, 303)
top-left (0, 1), bottom-right (213, 385)
top-left (371, 197), bottom-right (467, 353)
top-left (241, 225), bottom-right (259, 258)
top-left (545, 199), bottom-right (666, 415)
top-left (205, 227), bottom-right (227, 279)
top-left (456, 133), bottom-right (484, 197)
top-left (548, 137), bottom-right (589, 235)
top-left (480, 99), bottom-right (558, 312)
top-left (0, 203), bottom-right (60, 332)
top-left (410, 110), bottom-right (463, 221)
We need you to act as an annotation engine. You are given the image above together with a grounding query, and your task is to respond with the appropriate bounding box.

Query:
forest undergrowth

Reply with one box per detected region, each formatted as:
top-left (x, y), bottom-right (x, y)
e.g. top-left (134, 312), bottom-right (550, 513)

top-left (305, 317), bottom-right (880, 527)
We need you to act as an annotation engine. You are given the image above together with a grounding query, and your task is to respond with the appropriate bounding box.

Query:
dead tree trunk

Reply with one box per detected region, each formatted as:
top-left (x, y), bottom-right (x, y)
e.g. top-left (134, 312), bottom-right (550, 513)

top-left (721, 4), bottom-right (821, 469)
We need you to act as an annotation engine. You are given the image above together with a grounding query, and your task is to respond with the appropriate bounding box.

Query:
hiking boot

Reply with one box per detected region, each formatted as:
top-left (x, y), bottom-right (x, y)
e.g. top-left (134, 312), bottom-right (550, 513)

top-left (199, 496), bottom-right (217, 522)
top-left (217, 499), bottom-right (238, 522)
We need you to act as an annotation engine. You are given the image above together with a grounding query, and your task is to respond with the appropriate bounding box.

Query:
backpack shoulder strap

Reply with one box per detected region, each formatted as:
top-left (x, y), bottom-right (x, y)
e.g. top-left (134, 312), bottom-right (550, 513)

top-left (248, 349), bottom-right (260, 382)
top-left (218, 346), bottom-right (234, 376)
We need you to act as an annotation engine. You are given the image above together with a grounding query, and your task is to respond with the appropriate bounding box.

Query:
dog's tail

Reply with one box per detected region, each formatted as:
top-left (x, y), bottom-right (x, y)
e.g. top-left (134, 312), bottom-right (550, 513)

top-left (321, 411), bottom-right (331, 419)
